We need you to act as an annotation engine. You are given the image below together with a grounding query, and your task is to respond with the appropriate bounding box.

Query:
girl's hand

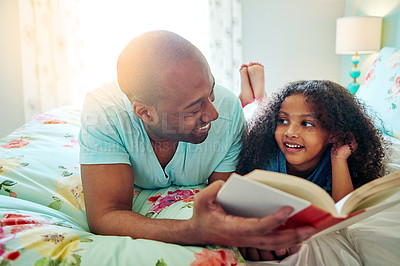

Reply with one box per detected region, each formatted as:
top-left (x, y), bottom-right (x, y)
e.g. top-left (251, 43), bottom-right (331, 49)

top-left (330, 133), bottom-right (356, 202)
top-left (331, 134), bottom-right (358, 161)
top-left (239, 246), bottom-right (301, 261)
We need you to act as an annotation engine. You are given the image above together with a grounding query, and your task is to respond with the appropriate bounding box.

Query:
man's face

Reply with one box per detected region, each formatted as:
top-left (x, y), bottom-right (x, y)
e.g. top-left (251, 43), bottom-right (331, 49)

top-left (148, 58), bottom-right (219, 144)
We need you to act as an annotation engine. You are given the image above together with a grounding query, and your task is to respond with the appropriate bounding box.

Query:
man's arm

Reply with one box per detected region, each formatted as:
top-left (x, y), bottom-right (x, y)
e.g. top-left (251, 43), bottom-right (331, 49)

top-left (82, 164), bottom-right (315, 248)
top-left (82, 164), bottom-right (195, 243)
top-left (208, 171), bottom-right (233, 183)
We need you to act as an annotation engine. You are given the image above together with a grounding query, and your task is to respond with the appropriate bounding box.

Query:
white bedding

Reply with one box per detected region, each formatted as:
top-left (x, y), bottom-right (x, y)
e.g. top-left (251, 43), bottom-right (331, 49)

top-left (385, 135), bottom-right (400, 173)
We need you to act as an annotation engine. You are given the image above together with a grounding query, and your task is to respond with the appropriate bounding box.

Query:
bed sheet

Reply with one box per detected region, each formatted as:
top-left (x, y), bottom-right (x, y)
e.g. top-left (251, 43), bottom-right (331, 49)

top-left (1, 106), bottom-right (400, 265)
top-left (384, 135), bottom-right (400, 174)
top-left (1, 192), bottom-right (244, 265)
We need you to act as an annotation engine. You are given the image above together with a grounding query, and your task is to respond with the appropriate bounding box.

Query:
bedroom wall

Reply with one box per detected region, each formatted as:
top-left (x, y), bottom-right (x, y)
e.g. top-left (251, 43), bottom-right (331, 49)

top-left (1, 1), bottom-right (366, 138)
top-left (341, 0), bottom-right (400, 86)
top-left (242, 0), bottom-right (346, 95)
top-left (0, 0), bottom-right (25, 138)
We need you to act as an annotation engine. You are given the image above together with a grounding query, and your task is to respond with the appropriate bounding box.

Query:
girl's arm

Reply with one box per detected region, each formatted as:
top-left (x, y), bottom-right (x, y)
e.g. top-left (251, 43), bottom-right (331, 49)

top-left (330, 138), bottom-right (357, 202)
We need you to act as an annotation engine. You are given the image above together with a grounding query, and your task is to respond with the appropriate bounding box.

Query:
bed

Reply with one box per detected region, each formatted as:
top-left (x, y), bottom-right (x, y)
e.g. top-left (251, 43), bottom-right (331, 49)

top-left (1, 47), bottom-right (399, 265)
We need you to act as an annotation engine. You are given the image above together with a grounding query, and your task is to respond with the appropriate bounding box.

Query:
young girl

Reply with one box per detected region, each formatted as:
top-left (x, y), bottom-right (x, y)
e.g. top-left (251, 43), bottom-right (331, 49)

top-left (236, 80), bottom-right (386, 202)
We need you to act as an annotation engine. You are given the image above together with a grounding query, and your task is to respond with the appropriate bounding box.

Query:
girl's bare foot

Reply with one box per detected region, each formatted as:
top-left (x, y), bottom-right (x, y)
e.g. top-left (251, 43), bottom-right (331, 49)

top-left (239, 64), bottom-right (255, 107)
top-left (248, 62), bottom-right (265, 101)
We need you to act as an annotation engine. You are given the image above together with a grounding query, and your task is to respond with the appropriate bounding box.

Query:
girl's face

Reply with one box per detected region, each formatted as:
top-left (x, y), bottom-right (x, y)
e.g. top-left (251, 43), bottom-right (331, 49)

top-left (274, 94), bottom-right (331, 177)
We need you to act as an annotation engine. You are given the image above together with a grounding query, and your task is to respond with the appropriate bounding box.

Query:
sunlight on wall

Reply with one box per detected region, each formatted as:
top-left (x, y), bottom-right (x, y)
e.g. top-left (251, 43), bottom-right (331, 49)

top-left (359, 0), bottom-right (400, 16)
top-left (79, 0), bottom-right (209, 91)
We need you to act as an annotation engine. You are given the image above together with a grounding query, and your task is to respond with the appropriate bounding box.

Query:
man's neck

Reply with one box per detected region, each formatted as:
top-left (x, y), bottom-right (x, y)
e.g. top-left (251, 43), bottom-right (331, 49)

top-left (144, 124), bottom-right (179, 168)
top-left (143, 123), bottom-right (178, 145)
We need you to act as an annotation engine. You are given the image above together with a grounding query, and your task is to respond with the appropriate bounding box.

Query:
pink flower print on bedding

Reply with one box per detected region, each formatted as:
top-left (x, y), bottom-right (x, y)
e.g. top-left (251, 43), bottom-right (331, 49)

top-left (147, 189), bottom-right (200, 215)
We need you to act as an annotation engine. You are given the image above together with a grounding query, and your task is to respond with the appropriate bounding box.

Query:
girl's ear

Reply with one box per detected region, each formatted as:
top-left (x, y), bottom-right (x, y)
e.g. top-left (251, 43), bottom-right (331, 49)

top-left (132, 102), bottom-right (158, 124)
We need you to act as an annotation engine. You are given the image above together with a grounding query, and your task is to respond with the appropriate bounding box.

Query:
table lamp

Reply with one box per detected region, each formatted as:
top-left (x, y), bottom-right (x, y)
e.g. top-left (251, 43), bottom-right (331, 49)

top-left (335, 16), bottom-right (382, 94)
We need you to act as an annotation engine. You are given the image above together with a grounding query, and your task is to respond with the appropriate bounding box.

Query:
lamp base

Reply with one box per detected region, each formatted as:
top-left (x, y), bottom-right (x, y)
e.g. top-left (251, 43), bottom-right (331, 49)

top-left (348, 53), bottom-right (361, 95)
top-left (348, 82), bottom-right (360, 94)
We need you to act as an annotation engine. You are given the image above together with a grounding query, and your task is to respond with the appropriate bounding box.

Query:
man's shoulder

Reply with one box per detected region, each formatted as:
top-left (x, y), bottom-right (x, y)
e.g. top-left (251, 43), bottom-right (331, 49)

top-left (82, 80), bottom-right (133, 118)
top-left (85, 80), bottom-right (130, 108)
top-left (81, 80), bottom-right (139, 132)
top-left (214, 84), bottom-right (242, 119)
top-left (214, 84), bottom-right (238, 101)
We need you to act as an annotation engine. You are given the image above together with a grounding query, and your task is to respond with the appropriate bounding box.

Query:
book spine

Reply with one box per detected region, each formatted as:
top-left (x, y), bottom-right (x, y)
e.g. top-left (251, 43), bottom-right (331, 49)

top-left (274, 205), bottom-right (365, 234)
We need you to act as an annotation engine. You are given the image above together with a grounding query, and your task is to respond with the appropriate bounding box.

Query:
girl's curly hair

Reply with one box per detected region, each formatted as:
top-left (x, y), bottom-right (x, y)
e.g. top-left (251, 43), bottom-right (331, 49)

top-left (236, 80), bottom-right (387, 188)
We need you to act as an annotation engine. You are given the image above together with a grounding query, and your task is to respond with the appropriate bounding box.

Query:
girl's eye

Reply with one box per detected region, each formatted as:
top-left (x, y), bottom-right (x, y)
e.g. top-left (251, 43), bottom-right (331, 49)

top-left (303, 121), bottom-right (315, 127)
top-left (277, 118), bottom-right (288, 124)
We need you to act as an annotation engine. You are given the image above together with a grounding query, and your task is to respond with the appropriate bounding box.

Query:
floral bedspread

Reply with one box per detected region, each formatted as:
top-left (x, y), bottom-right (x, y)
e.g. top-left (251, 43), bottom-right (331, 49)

top-left (0, 106), bottom-right (245, 265)
top-left (2, 106), bottom-right (400, 266)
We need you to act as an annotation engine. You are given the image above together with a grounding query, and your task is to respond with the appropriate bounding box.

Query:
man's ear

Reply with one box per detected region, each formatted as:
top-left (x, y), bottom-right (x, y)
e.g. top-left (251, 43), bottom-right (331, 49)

top-left (132, 102), bottom-right (158, 124)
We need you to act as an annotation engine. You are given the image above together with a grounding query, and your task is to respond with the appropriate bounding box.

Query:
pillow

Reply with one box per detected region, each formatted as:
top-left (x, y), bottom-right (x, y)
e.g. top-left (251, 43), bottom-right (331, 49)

top-left (356, 47), bottom-right (400, 139)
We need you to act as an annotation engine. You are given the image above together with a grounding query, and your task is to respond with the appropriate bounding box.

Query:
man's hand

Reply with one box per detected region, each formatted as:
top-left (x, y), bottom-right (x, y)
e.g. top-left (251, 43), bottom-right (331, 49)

top-left (187, 181), bottom-right (315, 250)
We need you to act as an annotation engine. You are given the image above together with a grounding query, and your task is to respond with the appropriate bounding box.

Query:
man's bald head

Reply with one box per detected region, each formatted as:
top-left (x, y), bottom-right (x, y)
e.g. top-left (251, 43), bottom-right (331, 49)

top-left (117, 30), bottom-right (208, 105)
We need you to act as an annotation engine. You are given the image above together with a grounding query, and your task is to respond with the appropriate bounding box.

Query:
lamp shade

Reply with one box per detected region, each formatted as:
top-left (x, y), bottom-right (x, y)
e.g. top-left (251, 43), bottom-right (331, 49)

top-left (335, 16), bottom-right (382, 54)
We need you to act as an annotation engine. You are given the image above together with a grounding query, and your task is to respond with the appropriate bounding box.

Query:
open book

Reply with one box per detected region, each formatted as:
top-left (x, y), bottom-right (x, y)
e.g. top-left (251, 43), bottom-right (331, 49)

top-left (216, 170), bottom-right (400, 237)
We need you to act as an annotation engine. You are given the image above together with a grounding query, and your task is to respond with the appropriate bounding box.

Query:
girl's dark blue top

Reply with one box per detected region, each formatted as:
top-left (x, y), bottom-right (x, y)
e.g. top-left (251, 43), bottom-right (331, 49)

top-left (260, 147), bottom-right (332, 192)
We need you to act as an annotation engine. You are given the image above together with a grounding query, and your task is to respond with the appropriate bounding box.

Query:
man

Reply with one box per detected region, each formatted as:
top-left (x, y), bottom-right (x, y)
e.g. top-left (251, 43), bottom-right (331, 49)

top-left (79, 30), bottom-right (314, 260)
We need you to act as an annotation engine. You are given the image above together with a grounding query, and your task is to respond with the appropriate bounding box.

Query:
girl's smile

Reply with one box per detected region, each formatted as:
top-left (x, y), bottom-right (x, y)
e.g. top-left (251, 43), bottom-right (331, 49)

top-left (283, 141), bottom-right (305, 152)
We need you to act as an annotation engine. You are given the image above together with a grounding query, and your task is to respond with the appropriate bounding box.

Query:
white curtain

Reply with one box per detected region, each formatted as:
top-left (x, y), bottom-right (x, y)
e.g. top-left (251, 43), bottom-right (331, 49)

top-left (207, 0), bottom-right (243, 94)
top-left (17, 0), bottom-right (242, 120)
top-left (18, 0), bottom-right (86, 121)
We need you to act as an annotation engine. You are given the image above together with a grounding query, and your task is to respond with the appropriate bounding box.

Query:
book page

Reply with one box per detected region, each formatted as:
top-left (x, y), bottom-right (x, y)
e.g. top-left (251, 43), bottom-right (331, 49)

top-left (341, 171), bottom-right (400, 214)
top-left (245, 170), bottom-right (338, 215)
top-left (216, 174), bottom-right (311, 218)
top-left (334, 193), bottom-right (351, 214)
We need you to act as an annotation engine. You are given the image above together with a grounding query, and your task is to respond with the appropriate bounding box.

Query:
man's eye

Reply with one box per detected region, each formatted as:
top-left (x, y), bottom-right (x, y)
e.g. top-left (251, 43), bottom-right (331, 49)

top-left (188, 107), bottom-right (201, 115)
top-left (192, 109), bottom-right (201, 114)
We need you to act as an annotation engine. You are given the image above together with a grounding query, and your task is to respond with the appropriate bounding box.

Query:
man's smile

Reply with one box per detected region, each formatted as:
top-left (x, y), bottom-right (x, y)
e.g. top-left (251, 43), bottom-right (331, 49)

top-left (194, 122), bottom-right (211, 133)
